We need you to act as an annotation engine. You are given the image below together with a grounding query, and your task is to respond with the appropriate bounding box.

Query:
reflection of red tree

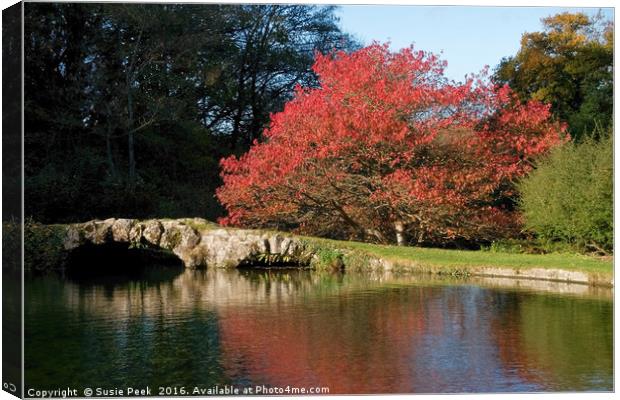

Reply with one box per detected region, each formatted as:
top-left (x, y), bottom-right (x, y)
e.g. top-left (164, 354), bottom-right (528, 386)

top-left (488, 300), bottom-right (551, 388)
top-left (217, 289), bottom-right (432, 394)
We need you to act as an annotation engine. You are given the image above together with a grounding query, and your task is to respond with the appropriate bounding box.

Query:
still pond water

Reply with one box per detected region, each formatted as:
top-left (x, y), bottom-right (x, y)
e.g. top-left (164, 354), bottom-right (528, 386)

top-left (25, 264), bottom-right (612, 394)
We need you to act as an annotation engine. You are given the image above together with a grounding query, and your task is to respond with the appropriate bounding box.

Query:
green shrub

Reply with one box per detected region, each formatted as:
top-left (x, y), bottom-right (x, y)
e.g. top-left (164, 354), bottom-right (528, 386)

top-left (2, 220), bottom-right (22, 269)
top-left (518, 133), bottom-right (612, 254)
top-left (311, 248), bottom-right (345, 271)
top-left (24, 220), bottom-right (68, 271)
top-left (4, 219), bottom-right (71, 270)
top-left (482, 239), bottom-right (528, 254)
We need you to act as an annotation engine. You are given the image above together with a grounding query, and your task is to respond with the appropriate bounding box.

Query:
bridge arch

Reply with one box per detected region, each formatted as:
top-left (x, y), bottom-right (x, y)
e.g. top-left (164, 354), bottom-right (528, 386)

top-left (62, 218), bottom-right (313, 269)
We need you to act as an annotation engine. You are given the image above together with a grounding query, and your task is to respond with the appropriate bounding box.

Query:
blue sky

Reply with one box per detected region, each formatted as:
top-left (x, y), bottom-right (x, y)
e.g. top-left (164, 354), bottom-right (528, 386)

top-left (336, 6), bottom-right (614, 82)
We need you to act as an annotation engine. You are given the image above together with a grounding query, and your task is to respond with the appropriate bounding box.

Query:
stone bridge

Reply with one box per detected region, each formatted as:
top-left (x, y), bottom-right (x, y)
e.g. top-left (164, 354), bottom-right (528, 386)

top-left (62, 218), bottom-right (313, 269)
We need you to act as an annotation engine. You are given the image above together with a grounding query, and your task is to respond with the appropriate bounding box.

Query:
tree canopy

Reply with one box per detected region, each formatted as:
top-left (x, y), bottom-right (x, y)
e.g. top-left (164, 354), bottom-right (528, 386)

top-left (24, 3), bottom-right (356, 222)
top-left (217, 44), bottom-right (566, 246)
top-left (493, 12), bottom-right (613, 140)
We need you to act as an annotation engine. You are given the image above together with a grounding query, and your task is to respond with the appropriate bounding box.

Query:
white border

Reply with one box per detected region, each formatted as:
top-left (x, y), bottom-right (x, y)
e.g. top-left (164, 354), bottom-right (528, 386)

top-left (0, 2), bottom-right (616, 400)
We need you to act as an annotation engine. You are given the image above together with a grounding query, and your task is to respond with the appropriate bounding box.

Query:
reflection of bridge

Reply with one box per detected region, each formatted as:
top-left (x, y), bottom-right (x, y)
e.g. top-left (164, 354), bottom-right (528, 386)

top-left (61, 269), bottom-right (326, 315)
top-left (60, 268), bottom-right (612, 318)
top-left (62, 218), bottom-right (312, 269)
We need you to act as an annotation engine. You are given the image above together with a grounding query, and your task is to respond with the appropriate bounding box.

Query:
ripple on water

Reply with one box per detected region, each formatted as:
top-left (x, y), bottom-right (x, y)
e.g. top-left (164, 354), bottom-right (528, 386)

top-left (24, 267), bottom-right (613, 393)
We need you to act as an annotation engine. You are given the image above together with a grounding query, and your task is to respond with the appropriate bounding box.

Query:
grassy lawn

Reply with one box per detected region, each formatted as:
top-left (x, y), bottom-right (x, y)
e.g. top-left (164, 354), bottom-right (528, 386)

top-left (307, 237), bottom-right (613, 277)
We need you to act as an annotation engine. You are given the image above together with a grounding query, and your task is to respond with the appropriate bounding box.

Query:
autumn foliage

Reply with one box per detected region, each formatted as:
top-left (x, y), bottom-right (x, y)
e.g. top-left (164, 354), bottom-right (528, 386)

top-left (216, 44), bottom-right (566, 246)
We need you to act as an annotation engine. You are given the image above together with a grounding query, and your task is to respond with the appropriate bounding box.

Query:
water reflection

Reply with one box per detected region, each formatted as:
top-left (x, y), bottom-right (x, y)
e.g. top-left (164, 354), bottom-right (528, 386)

top-left (25, 267), bottom-right (613, 393)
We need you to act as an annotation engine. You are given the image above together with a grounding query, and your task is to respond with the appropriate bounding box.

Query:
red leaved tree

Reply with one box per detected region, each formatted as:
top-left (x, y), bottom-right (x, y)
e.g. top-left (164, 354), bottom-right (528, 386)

top-left (216, 44), bottom-right (566, 246)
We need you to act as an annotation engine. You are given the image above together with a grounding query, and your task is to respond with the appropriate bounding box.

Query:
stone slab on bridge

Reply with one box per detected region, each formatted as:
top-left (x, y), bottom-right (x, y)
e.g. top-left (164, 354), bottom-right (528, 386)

top-left (62, 218), bottom-right (313, 269)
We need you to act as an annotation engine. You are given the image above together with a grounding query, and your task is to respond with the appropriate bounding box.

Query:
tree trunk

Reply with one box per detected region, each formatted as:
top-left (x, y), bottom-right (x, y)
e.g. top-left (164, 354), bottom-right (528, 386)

top-left (366, 228), bottom-right (388, 244)
top-left (127, 85), bottom-right (136, 192)
top-left (128, 130), bottom-right (135, 190)
top-left (124, 28), bottom-right (142, 193)
top-left (394, 220), bottom-right (405, 246)
top-left (230, 59), bottom-right (247, 150)
top-left (105, 124), bottom-right (117, 181)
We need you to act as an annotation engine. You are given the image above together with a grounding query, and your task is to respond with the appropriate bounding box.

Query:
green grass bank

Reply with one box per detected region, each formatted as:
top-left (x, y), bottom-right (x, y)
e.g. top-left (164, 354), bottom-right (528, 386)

top-left (301, 236), bottom-right (613, 287)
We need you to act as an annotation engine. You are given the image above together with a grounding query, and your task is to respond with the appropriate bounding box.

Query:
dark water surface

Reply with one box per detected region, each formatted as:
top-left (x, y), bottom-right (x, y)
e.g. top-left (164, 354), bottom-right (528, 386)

top-left (25, 266), bottom-right (613, 394)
